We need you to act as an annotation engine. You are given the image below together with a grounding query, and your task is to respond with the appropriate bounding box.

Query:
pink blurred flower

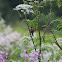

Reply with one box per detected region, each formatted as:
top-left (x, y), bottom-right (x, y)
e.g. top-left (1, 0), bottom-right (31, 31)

top-left (34, 52), bottom-right (38, 58)
top-left (38, 54), bottom-right (41, 59)
top-left (6, 53), bottom-right (8, 56)
top-left (6, 53), bottom-right (9, 58)
top-left (29, 57), bottom-right (34, 62)
top-left (0, 56), bottom-right (3, 60)
top-left (24, 50), bottom-right (27, 54)
top-left (3, 59), bottom-right (6, 62)
top-left (25, 54), bottom-right (28, 59)
top-left (1, 52), bottom-right (5, 55)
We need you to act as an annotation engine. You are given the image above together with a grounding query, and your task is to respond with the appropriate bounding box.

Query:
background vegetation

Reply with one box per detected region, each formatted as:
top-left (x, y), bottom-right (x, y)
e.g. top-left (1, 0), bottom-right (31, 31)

top-left (0, 0), bottom-right (62, 62)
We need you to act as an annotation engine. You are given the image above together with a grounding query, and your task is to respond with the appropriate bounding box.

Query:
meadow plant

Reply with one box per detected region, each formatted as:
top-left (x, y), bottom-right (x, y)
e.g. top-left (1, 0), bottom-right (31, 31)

top-left (0, 51), bottom-right (9, 62)
top-left (24, 49), bottom-right (41, 62)
top-left (0, 0), bottom-right (62, 62)
top-left (14, 0), bottom-right (62, 62)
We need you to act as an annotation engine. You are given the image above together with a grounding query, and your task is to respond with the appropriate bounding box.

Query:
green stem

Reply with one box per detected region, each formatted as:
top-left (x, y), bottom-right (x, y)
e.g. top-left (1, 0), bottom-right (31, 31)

top-left (51, 30), bottom-right (62, 50)
top-left (37, 0), bottom-right (42, 62)
top-left (17, 11), bottom-right (36, 51)
top-left (25, 12), bottom-right (36, 51)
top-left (36, 0), bottom-right (41, 54)
top-left (49, 1), bottom-right (62, 50)
top-left (38, 20), bottom-right (41, 54)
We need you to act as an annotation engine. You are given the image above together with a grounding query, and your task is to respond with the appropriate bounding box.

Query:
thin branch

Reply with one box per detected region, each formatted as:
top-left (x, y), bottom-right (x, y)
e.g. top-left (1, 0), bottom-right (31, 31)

top-left (41, 30), bottom-right (46, 39)
top-left (36, 0), bottom-right (42, 61)
top-left (50, 30), bottom-right (62, 50)
top-left (49, 1), bottom-right (62, 50)
top-left (38, 20), bottom-right (41, 54)
top-left (26, 21), bottom-right (36, 51)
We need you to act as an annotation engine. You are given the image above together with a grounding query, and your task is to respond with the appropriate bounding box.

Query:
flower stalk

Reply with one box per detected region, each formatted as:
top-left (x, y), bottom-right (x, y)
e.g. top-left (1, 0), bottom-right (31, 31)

top-left (36, 0), bottom-right (42, 61)
top-left (24, 12), bottom-right (36, 51)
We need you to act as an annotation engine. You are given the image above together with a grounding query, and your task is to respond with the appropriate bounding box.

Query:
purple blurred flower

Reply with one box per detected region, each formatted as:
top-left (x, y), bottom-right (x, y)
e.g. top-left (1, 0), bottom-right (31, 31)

top-left (6, 56), bottom-right (8, 58)
top-left (0, 51), bottom-right (9, 62)
top-left (1, 60), bottom-right (3, 62)
top-left (24, 50), bottom-right (27, 53)
top-left (25, 54), bottom-right (28, 59)
top-left (1, 52), bottom-right (5, 55)
top-left (38, 54), bottom-right (41, 59)
top-left (0, 57), bottom-right (3, 60)
top-left (6, 53), bottom-right (8, 58)
top-left (3, 59), bottom-right (6, 62)
top-left (6, 53), bottom-right (8, 56)
top-left (29, 57), bottom-right (34, 62)
top-left (34, 52), bottom-right (38, 58)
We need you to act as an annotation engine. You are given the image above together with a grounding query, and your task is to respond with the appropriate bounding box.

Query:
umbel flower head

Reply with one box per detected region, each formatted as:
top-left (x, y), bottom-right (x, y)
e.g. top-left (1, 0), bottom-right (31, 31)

top-left (14, 4), bottom-right (34, 14)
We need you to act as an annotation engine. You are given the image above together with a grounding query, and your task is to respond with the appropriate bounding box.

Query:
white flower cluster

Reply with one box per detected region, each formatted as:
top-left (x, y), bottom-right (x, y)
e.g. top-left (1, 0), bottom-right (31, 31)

top-left (0, 18), bottom-right (36, 50)
top-left (0, 19), bottom-right (25, 50)
top-left (0, 28), bottom-right (21, 50)
top-left (0, 18), bottom-right (5, 29)
top-left (0, 18), bottom-right (5, 24)
top-left (14, 4), bottom-right (34, 14)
